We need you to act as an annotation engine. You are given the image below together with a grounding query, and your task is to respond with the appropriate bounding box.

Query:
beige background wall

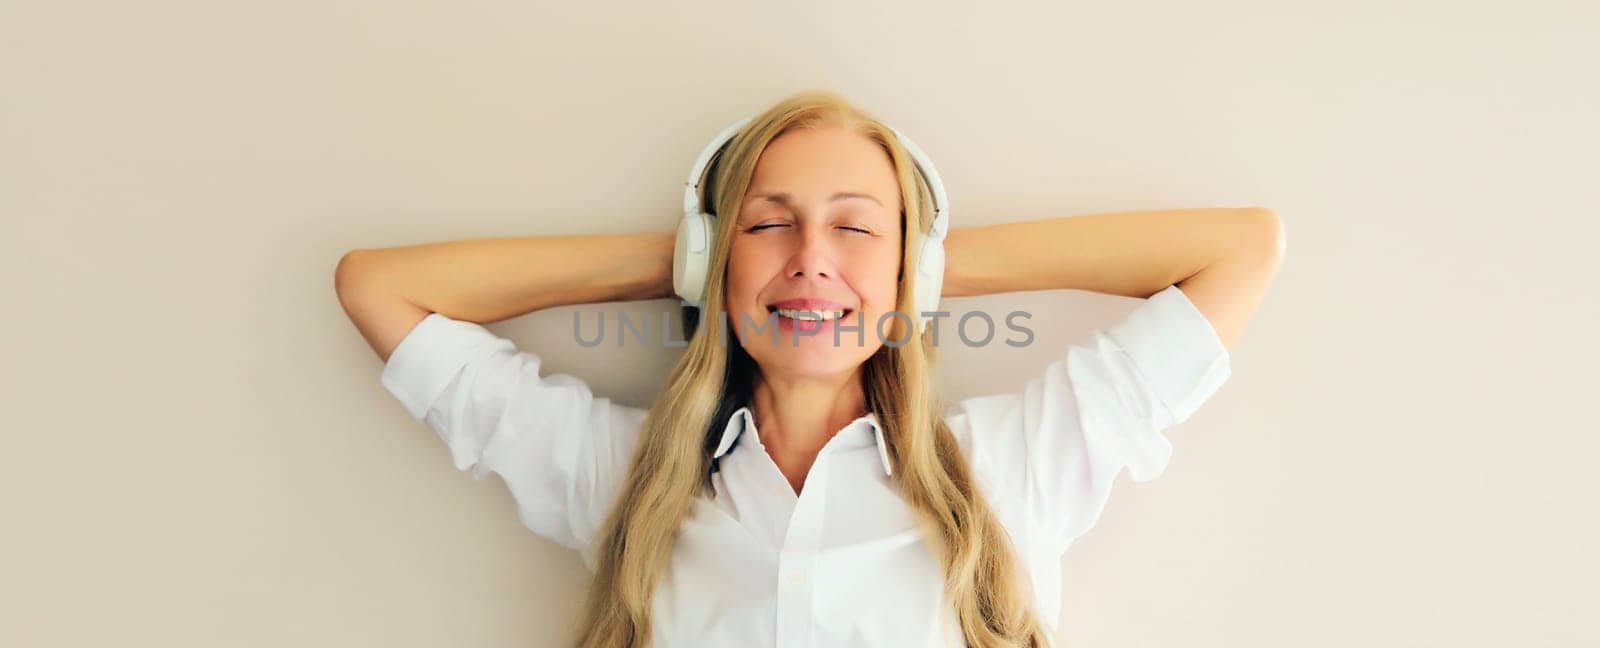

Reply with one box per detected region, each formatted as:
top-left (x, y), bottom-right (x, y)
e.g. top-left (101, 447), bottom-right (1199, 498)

top-left (3, 0), bottom-right (1595, 645)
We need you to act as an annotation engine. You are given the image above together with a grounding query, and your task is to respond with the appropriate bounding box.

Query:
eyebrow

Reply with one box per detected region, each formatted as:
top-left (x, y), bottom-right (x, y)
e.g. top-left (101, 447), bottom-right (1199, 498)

top-left (747, 191), bottom-right (884, 208)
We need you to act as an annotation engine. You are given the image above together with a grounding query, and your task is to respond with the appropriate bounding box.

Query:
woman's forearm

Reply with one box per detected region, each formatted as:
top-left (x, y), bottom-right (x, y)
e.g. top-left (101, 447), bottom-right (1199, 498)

top-left (338, 231), bottom-right (676, 325)
top-left (941, 207), bottom-right (1278, 300)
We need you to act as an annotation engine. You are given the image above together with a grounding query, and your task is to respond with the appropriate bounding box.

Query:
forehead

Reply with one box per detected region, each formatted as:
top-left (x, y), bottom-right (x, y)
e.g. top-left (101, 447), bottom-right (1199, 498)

top-left (742, 126), bottom-right (902, 212)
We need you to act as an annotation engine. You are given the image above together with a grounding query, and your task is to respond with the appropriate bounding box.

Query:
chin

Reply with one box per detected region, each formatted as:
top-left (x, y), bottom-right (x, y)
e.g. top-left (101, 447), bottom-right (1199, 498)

top-left (750, 349), bottom-right (871, 380)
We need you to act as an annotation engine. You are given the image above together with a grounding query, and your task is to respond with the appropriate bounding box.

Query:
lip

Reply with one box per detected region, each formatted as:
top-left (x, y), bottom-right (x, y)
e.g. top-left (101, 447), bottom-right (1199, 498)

top-left (775, 312), bottom-right (842, 337)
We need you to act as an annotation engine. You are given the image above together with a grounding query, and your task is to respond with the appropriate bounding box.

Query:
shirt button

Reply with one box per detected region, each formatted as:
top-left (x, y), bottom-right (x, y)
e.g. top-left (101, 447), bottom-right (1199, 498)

top-left (789, 569), bottom-right (807, 585)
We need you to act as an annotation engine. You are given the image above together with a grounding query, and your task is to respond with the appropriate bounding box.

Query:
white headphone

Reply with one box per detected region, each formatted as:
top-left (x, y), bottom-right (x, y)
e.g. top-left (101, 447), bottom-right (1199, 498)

top-left (672, 116), bottom-right (951, 335)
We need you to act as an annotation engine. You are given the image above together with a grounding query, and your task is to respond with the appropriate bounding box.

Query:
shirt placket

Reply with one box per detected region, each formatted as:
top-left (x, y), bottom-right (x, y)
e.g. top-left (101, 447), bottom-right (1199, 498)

top-left (774, 450), bottom-right (832, 648)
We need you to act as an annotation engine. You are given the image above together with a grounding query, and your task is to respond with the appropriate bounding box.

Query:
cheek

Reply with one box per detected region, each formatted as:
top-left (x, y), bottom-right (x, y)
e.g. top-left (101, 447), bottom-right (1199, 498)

top-left (850, 254), bottom-right (903, 306)
top-left (725, 243), bottom-right (772, 303)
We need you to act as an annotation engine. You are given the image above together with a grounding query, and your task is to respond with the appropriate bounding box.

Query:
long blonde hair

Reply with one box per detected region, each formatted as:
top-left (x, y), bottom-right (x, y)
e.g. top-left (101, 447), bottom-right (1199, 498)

top-left (573, 90), bottom-right (1052, 647)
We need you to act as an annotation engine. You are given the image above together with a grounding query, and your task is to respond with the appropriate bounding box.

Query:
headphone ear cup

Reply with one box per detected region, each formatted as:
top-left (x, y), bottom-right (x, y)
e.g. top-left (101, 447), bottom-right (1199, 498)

top-left (674, 212), bottom-right (713, 305)
top-left (914, 233), bottom-right (945, 332)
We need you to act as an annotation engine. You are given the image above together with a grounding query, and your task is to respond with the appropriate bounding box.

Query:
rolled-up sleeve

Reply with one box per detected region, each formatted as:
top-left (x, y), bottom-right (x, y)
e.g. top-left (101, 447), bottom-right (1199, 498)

top-left (952, 284), bottom-right (1232, 553)
top-left (379, 312), bottom-right (647, 560)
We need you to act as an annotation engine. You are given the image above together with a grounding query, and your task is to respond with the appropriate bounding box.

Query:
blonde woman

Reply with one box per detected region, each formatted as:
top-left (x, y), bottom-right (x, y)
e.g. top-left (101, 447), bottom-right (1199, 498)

top-left (335, 90), bottom-right (1283, 648)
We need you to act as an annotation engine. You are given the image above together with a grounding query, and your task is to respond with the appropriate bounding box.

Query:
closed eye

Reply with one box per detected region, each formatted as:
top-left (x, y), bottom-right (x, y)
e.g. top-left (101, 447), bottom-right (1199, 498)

top-left (749, 223), bottom-right (871, 234)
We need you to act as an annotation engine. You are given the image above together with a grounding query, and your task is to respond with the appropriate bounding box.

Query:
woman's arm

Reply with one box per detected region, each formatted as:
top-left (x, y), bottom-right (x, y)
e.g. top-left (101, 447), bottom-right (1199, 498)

top-left (941, 207), bottom-right (1284, 350)
top-left (334, 231), bottom-right (677, 363)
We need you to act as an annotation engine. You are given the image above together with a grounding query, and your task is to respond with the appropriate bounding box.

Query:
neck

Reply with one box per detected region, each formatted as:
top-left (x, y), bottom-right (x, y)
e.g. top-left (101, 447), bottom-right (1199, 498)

top-left (749, 366), bottom-right (867, 462)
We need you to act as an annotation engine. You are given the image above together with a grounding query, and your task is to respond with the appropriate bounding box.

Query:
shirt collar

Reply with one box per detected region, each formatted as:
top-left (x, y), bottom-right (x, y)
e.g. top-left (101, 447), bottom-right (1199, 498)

top-left (712, 405), bottom-right (893, 477)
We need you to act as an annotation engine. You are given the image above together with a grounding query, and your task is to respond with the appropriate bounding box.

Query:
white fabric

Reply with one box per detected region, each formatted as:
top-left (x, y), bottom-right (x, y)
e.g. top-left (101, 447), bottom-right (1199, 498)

top-left (379, 284), bottom-right (1231, 647)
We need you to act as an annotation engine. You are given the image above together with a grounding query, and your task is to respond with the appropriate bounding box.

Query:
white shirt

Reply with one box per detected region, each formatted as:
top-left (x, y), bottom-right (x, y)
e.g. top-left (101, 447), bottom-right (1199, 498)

top-left (379, 284), bottom-right (1231, 647)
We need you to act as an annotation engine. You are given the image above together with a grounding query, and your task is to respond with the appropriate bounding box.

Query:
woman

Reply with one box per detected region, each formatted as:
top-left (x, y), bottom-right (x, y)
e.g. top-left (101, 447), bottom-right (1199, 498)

top-left (335, 90), bottom-right (1283, 647)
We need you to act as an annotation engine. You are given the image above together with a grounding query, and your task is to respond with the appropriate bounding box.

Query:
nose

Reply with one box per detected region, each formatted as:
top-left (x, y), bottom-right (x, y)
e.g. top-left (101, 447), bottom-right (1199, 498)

top-left (783, 220), bottom-right (838, 281)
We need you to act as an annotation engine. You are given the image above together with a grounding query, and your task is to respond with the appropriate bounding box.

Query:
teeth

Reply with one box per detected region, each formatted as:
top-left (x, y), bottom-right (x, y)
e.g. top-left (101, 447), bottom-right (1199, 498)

top-left (774, 307), bottom-right (847, 321)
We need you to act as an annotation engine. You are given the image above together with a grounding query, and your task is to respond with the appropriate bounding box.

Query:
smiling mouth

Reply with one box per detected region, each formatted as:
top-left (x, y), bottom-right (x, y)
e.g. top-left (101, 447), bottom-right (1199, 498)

top-left (766, 305), bottom-right (854, 320)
